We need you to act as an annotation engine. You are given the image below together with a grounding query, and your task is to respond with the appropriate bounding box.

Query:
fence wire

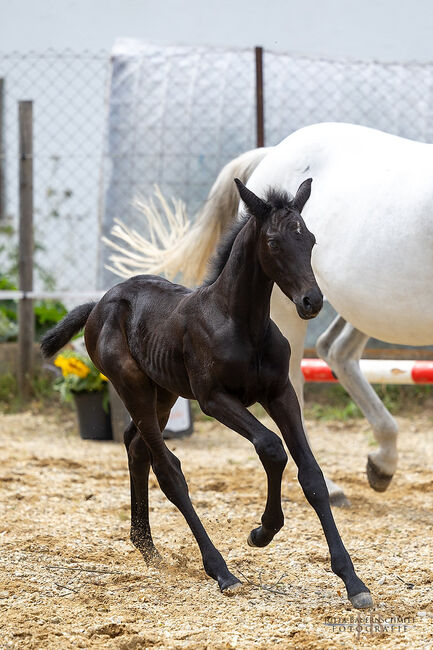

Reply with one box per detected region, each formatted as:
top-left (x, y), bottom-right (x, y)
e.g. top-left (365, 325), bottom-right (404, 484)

top-left (0, 50), bottom-right (109, 298)
top-left (1, 45), bottom-right (433, 306)
top-left (265, 52), bottom-right (433, 145)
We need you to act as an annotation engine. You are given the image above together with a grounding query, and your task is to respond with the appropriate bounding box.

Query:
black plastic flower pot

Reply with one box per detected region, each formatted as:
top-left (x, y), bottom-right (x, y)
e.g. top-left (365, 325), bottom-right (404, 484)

top-left (73, 391), bottom-right (112, 441)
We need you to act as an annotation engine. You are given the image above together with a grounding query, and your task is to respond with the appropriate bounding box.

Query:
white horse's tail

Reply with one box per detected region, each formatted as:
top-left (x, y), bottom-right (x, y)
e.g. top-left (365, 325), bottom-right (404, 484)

top-left (103, 147), bottom-right (271, 286)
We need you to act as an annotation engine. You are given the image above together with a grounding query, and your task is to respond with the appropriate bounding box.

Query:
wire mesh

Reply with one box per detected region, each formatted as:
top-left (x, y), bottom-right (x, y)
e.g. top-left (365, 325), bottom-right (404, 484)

top-left (1, 45), bottom-right (433, 304)
top-left (264, 51), bottom-right (433, 146)
top-left (0, 50), bottom-right (109, 297)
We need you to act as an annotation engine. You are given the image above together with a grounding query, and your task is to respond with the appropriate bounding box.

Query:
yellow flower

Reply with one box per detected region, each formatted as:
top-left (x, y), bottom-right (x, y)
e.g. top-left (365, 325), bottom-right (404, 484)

top-left (68, 359), bottom-right (90, 378)
top-left (54, 356), bottom-right (69, 375)
top-left (55, 355), bottom-right (90, 378)
top-left (99, 373), bottom-right (109, 382)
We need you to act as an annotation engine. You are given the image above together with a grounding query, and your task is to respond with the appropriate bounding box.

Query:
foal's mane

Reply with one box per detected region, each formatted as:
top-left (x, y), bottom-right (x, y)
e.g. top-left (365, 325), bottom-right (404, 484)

top-left (202, 187), bottom-right (294, 286)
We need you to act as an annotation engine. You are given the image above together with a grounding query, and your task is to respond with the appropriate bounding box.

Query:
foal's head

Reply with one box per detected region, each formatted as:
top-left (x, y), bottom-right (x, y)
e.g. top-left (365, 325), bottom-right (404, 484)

top-left (235, 178), bottom-right (323, 319)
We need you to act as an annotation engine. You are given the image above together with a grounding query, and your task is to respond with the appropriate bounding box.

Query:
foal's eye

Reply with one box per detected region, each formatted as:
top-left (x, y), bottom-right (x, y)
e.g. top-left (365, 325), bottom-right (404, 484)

top-left (268, 240), bottom-right (279, 251)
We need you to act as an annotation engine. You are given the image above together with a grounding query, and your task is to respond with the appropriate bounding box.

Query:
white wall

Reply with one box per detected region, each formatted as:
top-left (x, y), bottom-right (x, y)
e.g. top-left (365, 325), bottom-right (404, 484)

top-left (2, 0), bottom-right (433, 62)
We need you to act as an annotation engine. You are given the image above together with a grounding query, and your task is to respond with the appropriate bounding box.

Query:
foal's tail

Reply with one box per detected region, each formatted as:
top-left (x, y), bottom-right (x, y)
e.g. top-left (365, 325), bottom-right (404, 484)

top-left (40, 302), bottom-right (96, 358)
top-left (104, 147), bottom-right (270, 286)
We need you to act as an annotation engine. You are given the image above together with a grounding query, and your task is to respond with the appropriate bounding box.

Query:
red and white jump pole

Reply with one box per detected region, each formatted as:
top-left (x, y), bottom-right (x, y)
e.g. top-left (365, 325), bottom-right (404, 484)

top-left (301, 359), bottom-right (433, 384)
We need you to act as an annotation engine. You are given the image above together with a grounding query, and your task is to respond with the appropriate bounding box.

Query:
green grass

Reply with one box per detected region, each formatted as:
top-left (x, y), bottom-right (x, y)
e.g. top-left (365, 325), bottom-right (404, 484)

top-left (304, 383), bottom-right (433, 421)
top-left (304, 401), bottom-right (363, 421)
top-left (190, 384), bottom-right (433, 424)
top-left (0, 372), bottom-right (18, 405)
top-left (0, 368), bottom-right (67, 414)
top-left (190, 400), bottom-right (214, 422)
top-left (1, 370), bottom-right (432, 422)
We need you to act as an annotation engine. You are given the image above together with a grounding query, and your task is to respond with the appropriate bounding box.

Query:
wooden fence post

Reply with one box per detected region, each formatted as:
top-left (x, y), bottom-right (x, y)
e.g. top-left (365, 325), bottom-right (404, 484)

top-left (18, 100), bottom-right (34, 399)
top-left (0, 78), bottom-right (5, 221)
top-left (255, 46), bottom-right (265, 148)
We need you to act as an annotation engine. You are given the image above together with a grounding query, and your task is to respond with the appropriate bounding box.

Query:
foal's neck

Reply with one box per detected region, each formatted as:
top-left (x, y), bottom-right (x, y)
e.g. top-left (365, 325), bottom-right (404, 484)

top-left (213, 217), bottom-right (273, 342)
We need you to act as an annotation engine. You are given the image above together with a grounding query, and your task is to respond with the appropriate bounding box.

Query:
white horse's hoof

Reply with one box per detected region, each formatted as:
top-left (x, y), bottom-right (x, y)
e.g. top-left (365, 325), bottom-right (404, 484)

top-left (349, 592), bottom-right (374, 609)
top-left (329, 492), bottom-right (351, 508)
top-left (366, 456), bottom-right (394, 492)
top-left (325, 477), bottom-right (351, 508)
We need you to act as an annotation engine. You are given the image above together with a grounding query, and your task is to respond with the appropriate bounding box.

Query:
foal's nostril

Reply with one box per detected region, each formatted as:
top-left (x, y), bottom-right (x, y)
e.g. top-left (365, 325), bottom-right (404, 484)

top-left (296, 289), bottom-right (323, 319)
top-left (302, 296), bottom-right (312, 311)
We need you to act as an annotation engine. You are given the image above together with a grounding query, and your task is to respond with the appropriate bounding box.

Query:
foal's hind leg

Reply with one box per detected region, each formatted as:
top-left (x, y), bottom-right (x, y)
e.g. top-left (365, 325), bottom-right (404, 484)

top-left (124, 420), bottom-right (160, 565)
top-left (148, 437), bottom-right (241, 592)
top-left (117, 375), bottom-right (241, 593)
top-left (125, 387), bottom-right (178, 563)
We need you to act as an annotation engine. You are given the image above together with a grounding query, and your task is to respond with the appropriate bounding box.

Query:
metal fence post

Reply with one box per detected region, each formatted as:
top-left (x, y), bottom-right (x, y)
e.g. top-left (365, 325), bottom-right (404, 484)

top-left (18, 100), bottom-right (34, 399)
top-left (255, 46), bottom-right (265, 148)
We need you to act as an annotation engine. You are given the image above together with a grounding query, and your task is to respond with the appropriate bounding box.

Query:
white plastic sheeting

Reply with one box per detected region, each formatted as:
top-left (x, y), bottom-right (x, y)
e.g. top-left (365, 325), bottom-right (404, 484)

top-left (98, 38), bottom-right (256, 288)
top-left (98, 39), bottom-right (433, 292)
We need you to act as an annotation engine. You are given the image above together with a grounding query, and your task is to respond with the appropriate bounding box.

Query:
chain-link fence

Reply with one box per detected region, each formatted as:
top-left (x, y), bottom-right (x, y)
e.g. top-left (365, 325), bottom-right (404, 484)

top-left (264, 53), bottom-right (433, 145)
top-left (2, 43), bottom-right (433, 304)
top-left (0, 50), bottom-right (109, 297)
top-left (98, 41), bottom-right (433, 292)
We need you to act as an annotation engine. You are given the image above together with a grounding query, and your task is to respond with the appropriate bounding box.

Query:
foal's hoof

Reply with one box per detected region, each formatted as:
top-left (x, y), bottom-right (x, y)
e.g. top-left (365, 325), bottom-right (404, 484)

top-left (219, 572), bottom-right (243, 595)
top-left (221, 580), bottom-right (243, 596)
top-left (247, 528), bottom-right (266, 547)
top-left (366, 457), bottom-right (394, 492)
top-left (247, 526), bottom-right (276, 548)
top-left (349, 592), bottom-right (374, 609)
top-left (247, 532), bottom-right (256, 547)
top-left (140, 547), bottom-right (163, 567)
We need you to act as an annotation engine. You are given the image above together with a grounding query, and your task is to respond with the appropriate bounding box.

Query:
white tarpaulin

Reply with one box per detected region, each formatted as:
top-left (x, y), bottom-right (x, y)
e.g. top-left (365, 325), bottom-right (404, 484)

top-left (99, 39), bottom-right (433, 290)
top-left (98, 38), bottom-right (256, 288)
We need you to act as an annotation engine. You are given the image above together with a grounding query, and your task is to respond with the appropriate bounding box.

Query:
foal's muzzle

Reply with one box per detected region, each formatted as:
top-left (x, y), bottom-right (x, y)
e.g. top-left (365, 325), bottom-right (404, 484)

top-left (295, 287), bottom-right (323, 320)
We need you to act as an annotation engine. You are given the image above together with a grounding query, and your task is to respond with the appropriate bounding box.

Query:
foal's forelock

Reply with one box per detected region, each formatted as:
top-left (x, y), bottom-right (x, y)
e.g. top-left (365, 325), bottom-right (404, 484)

top-left (266, 210), bottom-right (305, 237)
top-left (264, 187), bottom-right (294, 209)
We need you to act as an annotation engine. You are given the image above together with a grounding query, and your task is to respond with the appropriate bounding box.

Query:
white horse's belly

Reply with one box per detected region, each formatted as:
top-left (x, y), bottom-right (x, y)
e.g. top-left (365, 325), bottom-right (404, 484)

top-left (313, 235), bottom-right (433, 345)
top-left (249, 123), bottom-right (433, 346)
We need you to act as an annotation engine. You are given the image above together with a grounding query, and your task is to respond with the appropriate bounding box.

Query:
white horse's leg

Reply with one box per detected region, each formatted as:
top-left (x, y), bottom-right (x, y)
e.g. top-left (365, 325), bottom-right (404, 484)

top-left (317, 317), bottom-right (398, 492)
top-left (271, 289), bottom-right (350, 507)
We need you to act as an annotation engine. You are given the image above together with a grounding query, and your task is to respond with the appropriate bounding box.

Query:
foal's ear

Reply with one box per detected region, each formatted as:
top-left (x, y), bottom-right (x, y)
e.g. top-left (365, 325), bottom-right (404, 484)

top-left (234, 178), bottom-right (270, 219)
top-left (293, 178), bottom-right (313, 212)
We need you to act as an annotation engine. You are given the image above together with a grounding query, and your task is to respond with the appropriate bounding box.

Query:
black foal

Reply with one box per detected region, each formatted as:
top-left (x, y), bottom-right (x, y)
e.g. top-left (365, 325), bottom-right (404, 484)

top-left (41, 178), bottom-right (373, 609)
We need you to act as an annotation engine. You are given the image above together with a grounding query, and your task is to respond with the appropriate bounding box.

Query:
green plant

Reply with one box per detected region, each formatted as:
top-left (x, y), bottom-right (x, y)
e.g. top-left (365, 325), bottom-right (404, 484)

top-left (53, 349), bottom-right (109, 409)
top-left (0, 372), bottom-right (17, 403)
top-left (0, 368), bottom-right (68, 414)
top-left (0, 179), bottom-right (73, 341)
top-left (0, 276), bottom-right (18, 342)
top-left (0, 273), bottom-right (67, 342)
top-left (34, 299), bottom-right (67, 337)
top-left (31, 370), bottom-right (60, 402)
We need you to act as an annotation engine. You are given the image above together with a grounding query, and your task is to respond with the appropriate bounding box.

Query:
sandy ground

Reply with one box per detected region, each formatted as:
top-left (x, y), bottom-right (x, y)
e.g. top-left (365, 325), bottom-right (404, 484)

top-left (0, 408), bottom-right (432, 649)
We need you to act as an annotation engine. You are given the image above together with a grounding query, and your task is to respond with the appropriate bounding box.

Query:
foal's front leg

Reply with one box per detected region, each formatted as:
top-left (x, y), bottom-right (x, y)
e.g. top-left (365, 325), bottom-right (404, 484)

top-left (199, 393), bottom-right (288, 547)
top-left (265, 382), bottom-right (373, 609)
